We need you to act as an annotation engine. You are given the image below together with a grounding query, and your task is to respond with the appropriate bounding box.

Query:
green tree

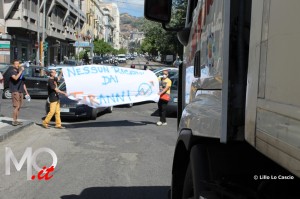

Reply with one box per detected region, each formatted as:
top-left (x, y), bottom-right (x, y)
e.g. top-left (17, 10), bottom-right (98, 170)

top-left (75, 51), bottom-right (85, 60)
top-left (118, 48), bottom-right (127, 54)
top-left (141, 0), bottom-right (187, 57)
top-left (93, 39), bottom-right (114, 55)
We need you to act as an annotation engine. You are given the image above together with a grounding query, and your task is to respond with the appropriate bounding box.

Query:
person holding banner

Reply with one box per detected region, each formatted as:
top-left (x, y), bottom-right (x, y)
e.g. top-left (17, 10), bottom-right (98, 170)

top-left (9, 60), bottom-right (30, 126)
top-left (157, 70), bottom-right (172, 126)
top-left (43, 69), bottom-right (67, 129)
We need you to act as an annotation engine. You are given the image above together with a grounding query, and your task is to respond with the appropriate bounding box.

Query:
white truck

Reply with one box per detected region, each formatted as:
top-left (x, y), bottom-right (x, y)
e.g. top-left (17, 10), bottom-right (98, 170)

top-left (145, 0), bottom-right (300, 198)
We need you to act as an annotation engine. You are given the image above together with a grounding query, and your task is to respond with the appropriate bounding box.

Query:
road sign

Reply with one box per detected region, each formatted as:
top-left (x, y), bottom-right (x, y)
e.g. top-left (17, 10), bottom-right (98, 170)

top-left (0, 41), bottom-right (10, 55)
top-left (43, 41), bottom-right (48, 51)
top-left (72, 41), bottom-right (93, 47)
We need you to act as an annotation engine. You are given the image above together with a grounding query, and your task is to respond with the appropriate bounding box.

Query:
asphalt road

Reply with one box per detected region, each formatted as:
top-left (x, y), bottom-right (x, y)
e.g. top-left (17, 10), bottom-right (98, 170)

top-left (0, 96), bottom-right (178, 199)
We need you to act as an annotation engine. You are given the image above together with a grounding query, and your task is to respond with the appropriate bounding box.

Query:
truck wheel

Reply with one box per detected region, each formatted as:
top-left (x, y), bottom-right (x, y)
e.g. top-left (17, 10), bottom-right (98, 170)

top-left (182, 145), bottom-right (216, 199)
top-left (180, 142), bottom-right (292, 199)
top-left (182, 163), bottom-right (218, 199)
top-left (182, 163), bottom-right (194, 199)
top-left (3, 88), bottom-right (12, 99)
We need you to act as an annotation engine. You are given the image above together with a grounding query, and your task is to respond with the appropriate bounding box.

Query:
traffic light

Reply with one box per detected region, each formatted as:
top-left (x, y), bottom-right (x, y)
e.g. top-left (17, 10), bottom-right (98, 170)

top-left (43, 41), bottom-right (48, 51)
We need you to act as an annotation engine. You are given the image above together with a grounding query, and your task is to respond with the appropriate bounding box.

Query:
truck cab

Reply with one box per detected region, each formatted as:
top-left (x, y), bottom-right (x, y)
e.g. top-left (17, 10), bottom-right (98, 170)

top-left (145, 0), bottom-right (300, 198)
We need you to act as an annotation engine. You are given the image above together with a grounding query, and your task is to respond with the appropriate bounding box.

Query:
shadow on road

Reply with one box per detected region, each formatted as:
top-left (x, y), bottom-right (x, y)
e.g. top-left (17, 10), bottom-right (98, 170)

top-left (0, 119), bottom-right (13, 125)
top-left (61, 186), bottom-right (170, 199)
top-left (63, 120), bottom-right (157, 129)
top-left (151, 109), bottom-right (177, 118)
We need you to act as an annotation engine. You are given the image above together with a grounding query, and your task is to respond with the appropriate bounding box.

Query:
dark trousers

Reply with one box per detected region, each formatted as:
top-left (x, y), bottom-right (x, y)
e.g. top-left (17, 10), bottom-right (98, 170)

top-left (158, 99), bottom-right (168, 123)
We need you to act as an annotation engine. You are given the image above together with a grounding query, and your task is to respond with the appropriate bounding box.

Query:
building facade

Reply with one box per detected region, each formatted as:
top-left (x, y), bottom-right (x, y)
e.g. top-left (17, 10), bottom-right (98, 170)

top-left (108, 3), bottom-right (120, 50)
top-left (0, 0), bottom-right (86, 65)
top-left (80, 0), bottom-right (105, 42)
top-left (0, 0), bottom-right (121, 64)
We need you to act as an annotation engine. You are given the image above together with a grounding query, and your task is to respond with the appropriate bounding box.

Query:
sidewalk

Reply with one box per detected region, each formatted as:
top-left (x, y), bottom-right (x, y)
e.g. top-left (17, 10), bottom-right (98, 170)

top-left (0, 117), bottom-right (34, 142)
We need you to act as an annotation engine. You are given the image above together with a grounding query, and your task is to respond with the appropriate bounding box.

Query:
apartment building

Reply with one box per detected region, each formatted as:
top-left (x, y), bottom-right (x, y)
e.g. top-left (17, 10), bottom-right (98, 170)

top-left (0, 0), bottom-right (85, 65)
top-left (81, 0), bottom-right (105, 41)
top-left (105, 3), bottom-right (120, 50)
top-left (99, 3), bottom-right (121, 49)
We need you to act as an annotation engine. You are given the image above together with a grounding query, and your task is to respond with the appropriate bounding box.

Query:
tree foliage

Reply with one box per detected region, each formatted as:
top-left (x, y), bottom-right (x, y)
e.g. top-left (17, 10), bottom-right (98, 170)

top-left (118, 47), bottom-right (127, 54)
top-left (93, 39), bottom-right (114, 55)
top-left (93, 39), bottom-right (128, 55)
top-left (75, 51), bottom-right (86, 59)
top-left (141, 0), bottom-right (187, 56)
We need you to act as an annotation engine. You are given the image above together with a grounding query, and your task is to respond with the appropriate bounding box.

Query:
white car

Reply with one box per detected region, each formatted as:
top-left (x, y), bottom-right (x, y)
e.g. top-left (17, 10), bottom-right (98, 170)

top-left (117, 54), bottom-right (126, 63)
top-left (153, 67), bottom-right (178, 78)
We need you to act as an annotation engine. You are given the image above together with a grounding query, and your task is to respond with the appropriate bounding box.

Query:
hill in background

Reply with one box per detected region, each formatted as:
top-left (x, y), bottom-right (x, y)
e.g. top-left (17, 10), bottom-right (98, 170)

top-left (120, 13), bottom-right (144, 36)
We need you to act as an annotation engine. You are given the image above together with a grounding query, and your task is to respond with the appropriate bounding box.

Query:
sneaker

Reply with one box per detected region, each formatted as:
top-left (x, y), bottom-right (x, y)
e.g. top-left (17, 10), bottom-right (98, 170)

top-left (55, 126), bottom-right (65, 129)
top-left (162, 122), bottom-right (167, 126)
top-left (17, 121), bottom-right (23, 125)
top-left (12, 121), bottom-right (18, 126)
top-left (42, 123), bottom-right (50, 129)
top-left (156, 121), bottom-right (163, 126)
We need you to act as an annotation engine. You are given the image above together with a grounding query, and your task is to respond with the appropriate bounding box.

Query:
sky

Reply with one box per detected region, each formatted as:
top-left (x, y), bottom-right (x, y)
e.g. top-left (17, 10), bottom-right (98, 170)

top-left (103, 0), bottom-right (144, 17)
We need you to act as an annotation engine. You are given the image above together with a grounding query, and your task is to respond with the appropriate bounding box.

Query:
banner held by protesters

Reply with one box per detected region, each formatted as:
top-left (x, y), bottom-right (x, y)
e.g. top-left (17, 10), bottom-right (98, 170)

top-left (62, 65), bottom-right (160, 107)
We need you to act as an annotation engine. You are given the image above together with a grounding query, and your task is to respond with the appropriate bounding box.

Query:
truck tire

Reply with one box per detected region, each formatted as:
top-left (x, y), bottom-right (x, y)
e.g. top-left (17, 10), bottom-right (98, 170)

top-left (179, 142), bottom-right (300, 199)
top-left (182, 145), bottom-right (216, 199)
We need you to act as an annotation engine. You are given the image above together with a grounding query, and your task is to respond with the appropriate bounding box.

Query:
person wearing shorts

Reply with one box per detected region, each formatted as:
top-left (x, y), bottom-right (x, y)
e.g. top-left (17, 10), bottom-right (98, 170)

top-left (9, 60), bottom-right (29, 126)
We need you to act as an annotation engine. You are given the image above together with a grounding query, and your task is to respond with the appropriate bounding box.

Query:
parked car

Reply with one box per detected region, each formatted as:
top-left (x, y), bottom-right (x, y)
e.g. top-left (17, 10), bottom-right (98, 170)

top-left (0, 63), bottom-right (10, 73)
top-left (63, 59), bottom-right (81, 66)
top-left (102, 56), bottom-right (110, 63)
top-left (45, 81), bottom-right (113, 120)
top-left (93, 56), bottom-right (103, 64)
top-left (2, 66), bottom-right (50, 99)
top-left (117, 54), bottom-right (126, 63)
top-left (153, 67), bottom-right (178, 78)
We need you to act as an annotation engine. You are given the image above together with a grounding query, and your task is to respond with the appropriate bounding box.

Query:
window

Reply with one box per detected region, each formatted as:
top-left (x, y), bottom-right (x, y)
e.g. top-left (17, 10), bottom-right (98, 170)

top-left (23, 68), bottom-right (32, 77)
top-left (31, 0), bottom-right (37, 12)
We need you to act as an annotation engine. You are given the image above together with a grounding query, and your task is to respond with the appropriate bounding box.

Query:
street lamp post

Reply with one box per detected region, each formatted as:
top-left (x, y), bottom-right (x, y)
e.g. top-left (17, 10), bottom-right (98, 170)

top-left (36, 0), bottom-right (40, 65)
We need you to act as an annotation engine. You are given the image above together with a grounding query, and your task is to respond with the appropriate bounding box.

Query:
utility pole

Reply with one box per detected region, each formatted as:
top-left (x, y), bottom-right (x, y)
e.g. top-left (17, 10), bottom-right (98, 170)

top-left (41, 0), bottom-right (46, 66)
top-left (36, 0), bottom-right (40, 65)
top-left (77, 0), bottom-right (80, 63)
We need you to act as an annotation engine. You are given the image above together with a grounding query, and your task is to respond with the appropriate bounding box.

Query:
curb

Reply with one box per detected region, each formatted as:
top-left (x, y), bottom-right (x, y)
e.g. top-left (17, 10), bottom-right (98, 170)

top-left (0, 122), bottom-right (35, 142)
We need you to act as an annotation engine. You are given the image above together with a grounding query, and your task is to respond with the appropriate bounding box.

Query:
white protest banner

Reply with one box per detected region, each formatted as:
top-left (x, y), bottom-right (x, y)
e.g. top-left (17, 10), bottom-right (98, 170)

top-left (62, 65), bottom-right (160, 107)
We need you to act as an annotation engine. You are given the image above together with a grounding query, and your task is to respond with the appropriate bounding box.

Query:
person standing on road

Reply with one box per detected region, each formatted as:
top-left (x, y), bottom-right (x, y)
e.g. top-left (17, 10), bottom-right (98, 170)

top-left (43, 69), bottom-right (67, 129)
top-left (173, 56), bottom-right (182, 68)
top-left (144, 61), bottom-right (149, 70)
top-left (9, 60), bottom-right (30, 126)
top-left (0, 71), bottom-right (4, 117)
top-left (157, 70), bottom-right (172, 126)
